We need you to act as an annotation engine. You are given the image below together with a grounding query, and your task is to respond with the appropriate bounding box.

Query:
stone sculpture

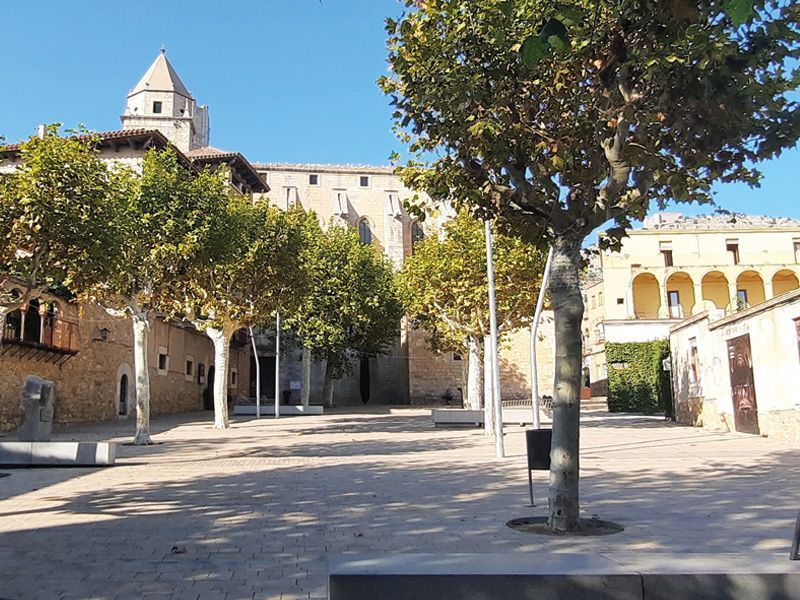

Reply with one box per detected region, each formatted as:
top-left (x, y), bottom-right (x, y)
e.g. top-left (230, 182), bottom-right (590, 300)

top-left (16, 375), bottom-right (55, 442)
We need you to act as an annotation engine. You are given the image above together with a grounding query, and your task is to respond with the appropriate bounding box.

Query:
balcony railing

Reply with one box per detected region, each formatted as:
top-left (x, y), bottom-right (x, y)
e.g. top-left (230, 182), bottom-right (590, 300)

top-left (2, 315), bottom-right (79, 354)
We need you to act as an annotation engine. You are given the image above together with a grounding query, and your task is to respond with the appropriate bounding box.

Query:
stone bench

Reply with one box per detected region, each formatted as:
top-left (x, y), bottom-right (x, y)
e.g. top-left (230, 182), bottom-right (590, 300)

top-left (0, 441), bottom-right (117, 466)
top-left (329, 553), bottom-right (800, 600)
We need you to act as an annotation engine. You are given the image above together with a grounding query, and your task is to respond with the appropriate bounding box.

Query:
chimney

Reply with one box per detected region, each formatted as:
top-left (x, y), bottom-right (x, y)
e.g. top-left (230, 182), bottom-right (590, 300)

top-left (36, 125), bottom-right (46, 140)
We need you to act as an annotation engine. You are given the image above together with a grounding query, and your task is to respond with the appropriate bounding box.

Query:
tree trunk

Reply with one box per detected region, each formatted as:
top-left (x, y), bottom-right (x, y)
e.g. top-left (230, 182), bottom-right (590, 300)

top-left (466, 337), bottom-right (482, 410)
top-left (548, 236), bottom-right (584, 532)
top-left (131, 311), bottom-right (153, 445)
top-left (301, 346), bottom-right (311, 408)
top-left (323, 358), bottom-right (335, 408)
top-left (206, 326), bottom-right (233, 429)
top-left (483, 334), bottom-right (493, 437)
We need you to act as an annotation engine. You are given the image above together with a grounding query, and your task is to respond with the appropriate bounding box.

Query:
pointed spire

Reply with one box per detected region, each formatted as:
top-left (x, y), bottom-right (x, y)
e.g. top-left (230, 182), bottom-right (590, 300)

top-left (128, 50), bottom-right (192, 99)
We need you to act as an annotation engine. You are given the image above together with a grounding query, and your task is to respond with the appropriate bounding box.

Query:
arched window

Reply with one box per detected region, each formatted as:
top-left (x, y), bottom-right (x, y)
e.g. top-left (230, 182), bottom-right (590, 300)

top-left (3, 289), bottom-right (22, 341)
top-left (358, 218), bottom-right (372, 245)
top-left (411, 221), bottom-right (425, 247)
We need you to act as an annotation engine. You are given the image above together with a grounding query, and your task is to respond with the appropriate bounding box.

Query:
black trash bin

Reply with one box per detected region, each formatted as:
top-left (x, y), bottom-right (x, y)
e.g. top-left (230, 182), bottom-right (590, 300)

top-left (525, 428), bottom-right (551, 506)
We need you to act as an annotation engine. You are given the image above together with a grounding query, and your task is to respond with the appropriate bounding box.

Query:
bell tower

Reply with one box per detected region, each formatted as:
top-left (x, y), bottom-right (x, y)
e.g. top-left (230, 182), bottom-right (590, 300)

top-left (121, 49), bottom-right (209, 152)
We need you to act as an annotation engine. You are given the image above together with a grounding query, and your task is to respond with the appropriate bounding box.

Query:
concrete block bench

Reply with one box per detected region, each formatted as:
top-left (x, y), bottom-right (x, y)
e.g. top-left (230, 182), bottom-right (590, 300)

top-left (329, 553), bottom-right (800, 600)
top-left (0, 441), bottom-right (117, 466)
top-left (233, 404), bottom-right (323, 416)
top-left (432, 408), bottom-right (551, 427)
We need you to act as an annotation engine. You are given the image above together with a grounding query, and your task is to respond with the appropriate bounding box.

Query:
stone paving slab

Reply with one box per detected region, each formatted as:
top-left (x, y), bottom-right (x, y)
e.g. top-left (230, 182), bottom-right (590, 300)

top-left (0, 408), bottom-right (798, 599)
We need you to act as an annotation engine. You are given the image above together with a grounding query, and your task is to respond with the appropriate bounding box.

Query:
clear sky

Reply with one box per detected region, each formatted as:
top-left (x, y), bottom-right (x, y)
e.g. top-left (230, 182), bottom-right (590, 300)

top-left (1, 0), bottom-right (798, 223)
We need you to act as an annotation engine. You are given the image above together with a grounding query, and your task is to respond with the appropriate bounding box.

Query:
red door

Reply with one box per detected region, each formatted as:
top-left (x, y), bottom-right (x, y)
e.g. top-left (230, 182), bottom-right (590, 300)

top-left (726, 334), bottom-right (759, 435)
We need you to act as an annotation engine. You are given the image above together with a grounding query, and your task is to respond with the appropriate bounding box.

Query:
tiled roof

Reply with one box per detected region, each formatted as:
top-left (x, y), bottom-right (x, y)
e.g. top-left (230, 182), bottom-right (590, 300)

top-left (0, 128), bottom-right (167, 154)
top-left (253, 162), bottom-right (397, 175)
top-left (186, 146), bottom-right (238, 160)
top-left (129, 50), bottom-right (192, 99)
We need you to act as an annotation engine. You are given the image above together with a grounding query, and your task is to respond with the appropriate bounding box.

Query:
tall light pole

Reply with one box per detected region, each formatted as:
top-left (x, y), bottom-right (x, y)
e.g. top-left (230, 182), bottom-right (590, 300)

top-left (484, 219), bottom-right (505, 458)
top-left (530, 247), bottom-right (554, 429)
top-left (274, 312), bottom-right (281, 420)
top-left (249, 326), bottom-right (261, 418)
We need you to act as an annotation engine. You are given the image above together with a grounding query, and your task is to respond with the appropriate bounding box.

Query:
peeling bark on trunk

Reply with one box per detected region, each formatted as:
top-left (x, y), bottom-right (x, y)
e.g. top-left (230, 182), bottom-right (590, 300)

top-left (206, 326), bottom-right (232, 429)
top-left (323, 359), bottom-right (335, 408)
top-left (466, 337), bottom-right (482, 410)
top-left (301, 347), bottom-right (311, 408)
top-left (548, 236), bottom-right (584, 532)
top-left (131, 311), bottom-right (153, 445)
top-left (483, 334), bottom-right (493, 437)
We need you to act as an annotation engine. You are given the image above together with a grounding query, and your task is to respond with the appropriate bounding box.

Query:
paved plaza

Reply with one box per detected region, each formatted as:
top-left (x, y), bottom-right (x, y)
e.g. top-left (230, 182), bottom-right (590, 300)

top-left (0, 407), bottom-right (798, 599)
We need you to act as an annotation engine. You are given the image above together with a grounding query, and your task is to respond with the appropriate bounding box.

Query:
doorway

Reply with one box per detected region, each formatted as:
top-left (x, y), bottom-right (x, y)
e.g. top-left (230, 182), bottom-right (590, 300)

top-left (726, 334), bottom-right (759, 434)
top-left (204, 366), bottom-right (216, 410)
top-left (249, 356), bottom-right (276, 400)
top-left (118, 374), bottom-right (129, 416)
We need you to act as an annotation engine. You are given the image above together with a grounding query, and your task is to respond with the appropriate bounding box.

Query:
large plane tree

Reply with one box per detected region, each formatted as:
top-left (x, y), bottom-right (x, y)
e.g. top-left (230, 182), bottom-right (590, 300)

top-left (380, 0), bottom-right (799, 531)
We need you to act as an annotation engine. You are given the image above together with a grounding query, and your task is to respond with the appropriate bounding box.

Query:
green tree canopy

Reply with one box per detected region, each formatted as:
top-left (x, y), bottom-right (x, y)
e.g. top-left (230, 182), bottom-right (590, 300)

top-left (380, 0), bottom-right (799, 531)
top-left (0, 125), bottom-right (121, 314)
top-left (399, 210), bottom-right (545, 352)
top-left (170, 200), bottom-right (313, 427)
top-left (285, 223), bottom-right (404, 405)
top-left (84, 147), bottom-right (230, 444)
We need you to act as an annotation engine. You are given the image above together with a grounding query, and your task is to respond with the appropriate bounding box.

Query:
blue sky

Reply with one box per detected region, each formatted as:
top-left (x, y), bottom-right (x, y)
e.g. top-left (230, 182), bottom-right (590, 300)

top-left (1, 0), bottom-right (797, 223)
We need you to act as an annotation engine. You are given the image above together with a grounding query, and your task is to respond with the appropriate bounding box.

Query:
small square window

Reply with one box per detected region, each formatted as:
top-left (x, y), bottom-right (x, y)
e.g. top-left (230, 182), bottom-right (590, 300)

top-left (359, 176), bottom-right (370, 187)
top-left (152, 101), bottom-right (162, 114)
top-left (309, 174), bottom-right (319, 186)
top-left (616, 298), bottom-right (624, 305)
top-left (185, 360), bottom-right (193, 376)
top-left (453, 353), bottom-right (462, 361)
top-left (158, 353), bottom-right (168, 371)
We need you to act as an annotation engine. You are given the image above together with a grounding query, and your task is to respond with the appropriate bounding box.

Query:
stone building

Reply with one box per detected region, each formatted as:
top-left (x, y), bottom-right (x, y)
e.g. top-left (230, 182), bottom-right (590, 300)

top-left (583, 212), bottom-right (800, 392)
top-left (670, 288), bottom-right (800, 441)
top-left (0, 286), bottom-right (251, 431)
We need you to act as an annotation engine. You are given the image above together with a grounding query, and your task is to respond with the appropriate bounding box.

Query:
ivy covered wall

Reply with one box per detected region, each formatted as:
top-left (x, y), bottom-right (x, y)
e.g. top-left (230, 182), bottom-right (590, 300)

top-left (606, 340), bottom-right (671, 414)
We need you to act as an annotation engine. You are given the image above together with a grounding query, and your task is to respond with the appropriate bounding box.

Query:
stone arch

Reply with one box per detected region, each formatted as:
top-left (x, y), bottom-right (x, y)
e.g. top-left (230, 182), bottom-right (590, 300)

top-left (700, 270), bottom-right (730, 311)
top-left (115, 362), bottom-right (134, 418)
top-left (632, 273), bottom-right (660, 319)
top-left (3, 288), bottom-right (23, 339)
top-left (665, 271), bottom-right (695, 318)
top-left (772, 269), bottom-right (799, 297)
top-left (736, 270), bottom-right (765, 308)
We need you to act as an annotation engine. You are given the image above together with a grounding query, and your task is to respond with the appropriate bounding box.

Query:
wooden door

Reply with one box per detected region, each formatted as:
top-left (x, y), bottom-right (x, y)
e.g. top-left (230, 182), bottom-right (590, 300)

top-left (726, 334), bottom-right (759, 435)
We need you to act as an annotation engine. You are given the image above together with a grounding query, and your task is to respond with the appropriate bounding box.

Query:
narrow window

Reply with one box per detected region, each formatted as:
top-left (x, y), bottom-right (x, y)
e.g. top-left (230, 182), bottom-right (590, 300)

top-left (158, 353), bottom-right (168, 371)
top-left (152, 101), bottom-right (162, 114)
top-left (358, 218), bottom-right (372, 245)
top-left (359, 175), bottom-right (370, 187)
top-left (231, 369), bottom-right (238, 386)
top-left (598, 291), bottom-right (603, 305)
top-left (668, 290), bottom-right (681, 318)
top-left (659, 241), bottom-right (673, 267)
top-left (197, 363), bottom-right (205, 384)
top-left (411, 221), bottom-right (425, 247)
top-left (689, 337), bottom-right (699, 383)
top-left (309, 173), bottom-right (319, 186)
top-left (186, 360), bottom-right (193, 376)
top-left (794, 318), bottom-right (800, 361)
top-left (591, 296), bottom-right (596, 309)
top-left (726, 239), bottom-right (740, 265)
top-left (794, 239), bottom-right (800, 263)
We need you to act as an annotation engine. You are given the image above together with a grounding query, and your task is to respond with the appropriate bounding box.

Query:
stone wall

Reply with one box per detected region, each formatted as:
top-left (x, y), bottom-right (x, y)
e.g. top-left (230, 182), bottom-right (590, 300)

top-left (407, 313), bottom-right (555, 405)
top-left (0, 297), bottom-right (249, 431)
